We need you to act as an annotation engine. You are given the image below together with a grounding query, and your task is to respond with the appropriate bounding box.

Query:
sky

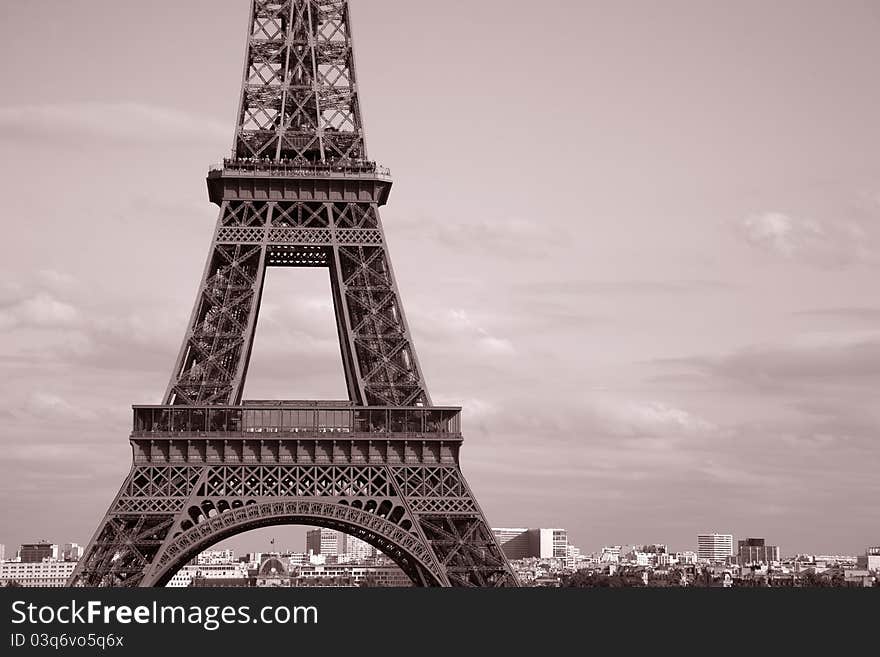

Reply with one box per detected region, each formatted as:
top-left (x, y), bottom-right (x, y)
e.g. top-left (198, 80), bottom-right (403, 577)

top-left (0, 0), bottom-right (879, 557)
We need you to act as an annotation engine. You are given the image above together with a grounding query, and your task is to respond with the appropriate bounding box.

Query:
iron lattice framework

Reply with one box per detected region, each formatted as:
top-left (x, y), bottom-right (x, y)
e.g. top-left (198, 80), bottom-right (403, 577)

top-left (71, 0), bottom-right (518, 588)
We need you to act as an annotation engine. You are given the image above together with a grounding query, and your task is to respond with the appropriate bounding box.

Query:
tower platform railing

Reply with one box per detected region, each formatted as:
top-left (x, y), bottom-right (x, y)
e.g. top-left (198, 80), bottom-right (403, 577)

top-left (209, 158), bottom-right (392, 179)
top-left (132, 405), bottom-right (461, 437)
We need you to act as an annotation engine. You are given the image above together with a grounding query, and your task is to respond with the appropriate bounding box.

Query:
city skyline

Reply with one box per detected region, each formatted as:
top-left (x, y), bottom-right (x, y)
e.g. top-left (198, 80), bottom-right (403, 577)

top-left (0, 526), bottom-right (870, 565)
top-left (1, 0), bottom-right (879, 559)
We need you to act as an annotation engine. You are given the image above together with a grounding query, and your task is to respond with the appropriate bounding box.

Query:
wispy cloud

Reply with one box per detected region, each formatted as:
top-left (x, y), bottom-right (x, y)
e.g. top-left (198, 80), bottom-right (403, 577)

top-left (23, 392), bottom-right (97, 422)
top-left (517, 279), bottom-right (734, 297)
top-left (414, 308), bottom-right (515, 357)
top-left (670, 333), bottom-right (880, 387)
top-left (0, 292), bottom-right (80, 330)
top-left (391, 212), bottom-right (570, 257)
top-left (0, 101), bottom-right (229, 146)
top-left (794, 307), bottom-right (880, 322)
top-left (737, 211), bottom-right (878, 268)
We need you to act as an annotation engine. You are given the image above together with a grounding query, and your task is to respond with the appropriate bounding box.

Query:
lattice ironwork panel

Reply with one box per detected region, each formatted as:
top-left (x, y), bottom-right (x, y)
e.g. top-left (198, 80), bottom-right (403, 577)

top-left (268, 228), bottom-right (333, 244)
top-left (222, 201), bottom-right (271, 227)
top-left (113, 498), bottom-right (188, 514)
top-left (408, 497), bottom-right (478, 514)
top-left (272, 202), bottom-right (331, 228)
top-left (217, 227), bottom-right (264, 243)
top-left (393, 467), bottom-right (468, 498)
top-left (199, 465), bottom-right (394, 497)
top-left (331, 203), bottom-right (378, 228)
top-left (335, 228), bottom-right (383, 245)
top-left (125, 467), bottom-right (202, 498)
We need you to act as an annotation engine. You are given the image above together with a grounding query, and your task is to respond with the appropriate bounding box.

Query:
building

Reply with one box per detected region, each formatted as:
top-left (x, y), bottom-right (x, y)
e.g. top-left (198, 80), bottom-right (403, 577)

top-left (737, 538), bottom-right (780, 566)
top-left (0, 544), bottom-right (5, 561)
top-left (697, 534), bottom-right (734, 563)
top-left (493, 528), bottom-right (531, 559)
top-left (339, 535), bottom-right (375, 561)
top-left (600, 546), bottom-right (622, 563)
top-left (18, 542), bottom-right (56, 563)
top-left (492, 528), bottom-right (568, 560)
top-left (0, 561), bottom-right (76, 587)
top-left (256, 557), bottom-right (290, 587)
top-left (844, 570), bottom-right (876, 587)
top-left (58, 543), bottom-right (82, 562)
top-left (549, 529), bottom-right (568, 559)
top-left (857, 547), bottom-right (880, 572)
top-left (167, 555), bottom-right (412, 588)
top-left (304, 529), bottom-right (378, 561)
top-left (306, 528), bottom-right (340, 557)
top-left (196, 549), bottom-right (236, 565)
top-left (291, 563), bottom-right (411, 587)
top-left (675, 551), bottom-right (698, 565)
top-left (166, 563), bottom-right (251, 588)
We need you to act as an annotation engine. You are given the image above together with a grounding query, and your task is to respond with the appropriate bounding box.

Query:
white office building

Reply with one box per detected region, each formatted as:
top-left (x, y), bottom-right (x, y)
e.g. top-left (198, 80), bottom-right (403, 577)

top-left (306, 528), bottom-right (340, 557)
top-left (492, 528), bottom-right (568, 560)
top-left (697, 534), bottom-right (734, 563)
top-left (0, 560), bottom-right (77, 587)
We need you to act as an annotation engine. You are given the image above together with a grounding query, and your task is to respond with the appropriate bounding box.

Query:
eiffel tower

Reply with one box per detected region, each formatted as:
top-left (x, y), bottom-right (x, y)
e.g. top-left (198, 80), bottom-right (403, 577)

top-left (70, 0), bottom-right (518, 588)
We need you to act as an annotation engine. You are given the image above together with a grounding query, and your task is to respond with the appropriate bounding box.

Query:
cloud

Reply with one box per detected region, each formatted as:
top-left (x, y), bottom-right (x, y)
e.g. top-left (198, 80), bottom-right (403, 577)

top-left (794, 307), bottom-right (880, 322)
top-left (737, 211), bottom-right (877, 267)
top-left (0, 292), bottom-right (80, 330)
top-left (390, 212), bottom-right (569, 258)
top-left (674, 333), bottom-right (880, 386)
top-left (424, 308), bottom-right (515, 356)
top-left (593, 399), bottom-right (717, 437)
top-left (655, 331), bottom-right (880, 391)
top-left (462, 391), bottom-right (718, 448)
top-left (740, 212), bottom-right (820, 257)
top-left (0, 101), bottom-right (229, 146)
top-left (0, 270), bottom-right (183, 376)
top-left (517, 279), bottom-right (733, 297)
top-left (37, 269), bottom-right (78, 292)
top-left (23, 392), bottom-right (97, 422)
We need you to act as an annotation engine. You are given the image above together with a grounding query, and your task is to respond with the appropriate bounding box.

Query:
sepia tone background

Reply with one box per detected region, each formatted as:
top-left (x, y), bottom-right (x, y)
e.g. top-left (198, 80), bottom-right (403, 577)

top-left (0, 0), bottom-right (878, 555)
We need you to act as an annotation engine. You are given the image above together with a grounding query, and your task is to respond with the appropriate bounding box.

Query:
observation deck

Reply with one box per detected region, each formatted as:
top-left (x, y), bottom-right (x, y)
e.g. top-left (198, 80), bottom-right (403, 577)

top-left (130, 403), bottom-right (463, 466)
top-left (206, 158), bottom-right (393, 205)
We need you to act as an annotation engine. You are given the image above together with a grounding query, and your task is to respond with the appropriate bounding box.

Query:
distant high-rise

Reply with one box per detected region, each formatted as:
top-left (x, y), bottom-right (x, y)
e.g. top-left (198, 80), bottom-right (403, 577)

top-left (493, 529), bottom-right (531, 559)
top-left (305, 528), bottom-right (339, 557)
top-left (305, 529), bottom-right (376, 561)
top-left (18, 542), bottom-right (55, 563)
top-left (492, 528), bottom-right (568, 560)
top-left (58, 543), bottom-right (83, 562)
top-left (697, 534), bottom-right (734, 563)
top-left (737, 538), bottom-right (780, 566)
top-left (0, 544), bottom-right (5, 561)
top-left (856, 547), bottom-right (880, 571)
top-left (340, 534), bottom-right (375, 561)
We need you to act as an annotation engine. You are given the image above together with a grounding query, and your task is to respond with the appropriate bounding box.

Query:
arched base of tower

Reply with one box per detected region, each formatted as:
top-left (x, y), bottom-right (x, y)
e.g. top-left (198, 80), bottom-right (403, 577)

top-left (69, 461), bottom-right (519, 588)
